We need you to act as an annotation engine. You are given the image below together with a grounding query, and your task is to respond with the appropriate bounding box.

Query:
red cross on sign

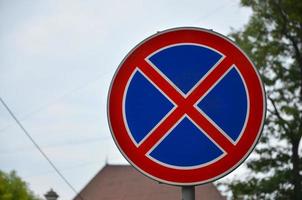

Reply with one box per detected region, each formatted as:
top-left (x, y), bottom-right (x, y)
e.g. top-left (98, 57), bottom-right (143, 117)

top-left (107, 27), bottom-right (266, 185)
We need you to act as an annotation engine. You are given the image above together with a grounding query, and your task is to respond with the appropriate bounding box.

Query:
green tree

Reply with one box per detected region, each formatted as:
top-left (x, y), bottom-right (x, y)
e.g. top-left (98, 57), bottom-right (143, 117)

top-left (227, 0), bottom-right (302, 199)
top-left (0, 170), bottom-right (41, 200)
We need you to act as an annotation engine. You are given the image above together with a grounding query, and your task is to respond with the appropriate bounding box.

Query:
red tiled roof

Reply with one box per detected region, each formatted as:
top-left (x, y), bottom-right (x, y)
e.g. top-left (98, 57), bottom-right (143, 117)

top-left (74, 164), bottom-right (226, 200)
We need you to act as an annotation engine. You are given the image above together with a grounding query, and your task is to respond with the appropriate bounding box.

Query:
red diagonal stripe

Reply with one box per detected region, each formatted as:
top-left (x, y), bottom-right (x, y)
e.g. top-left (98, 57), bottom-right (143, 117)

top-left (187, 107), bottom-right (235, 152)
top-left (185, 57), bottom-right (233, 106)
top-left (136, 56), bottom-right (235, 154)
top-left (138, 107), bottom-right (185, 154)
top-left (138, 60), bottom-right (186, 106)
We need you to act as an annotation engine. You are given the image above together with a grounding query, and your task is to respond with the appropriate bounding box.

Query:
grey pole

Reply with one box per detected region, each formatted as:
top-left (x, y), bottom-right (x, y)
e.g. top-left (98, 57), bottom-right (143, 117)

top-left (182, 186), bottom-right (195, 200)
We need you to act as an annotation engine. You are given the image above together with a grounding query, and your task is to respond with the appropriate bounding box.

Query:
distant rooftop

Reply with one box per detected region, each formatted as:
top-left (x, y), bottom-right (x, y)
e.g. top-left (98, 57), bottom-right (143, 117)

top-left (73, 164), bottom-right (226, 200)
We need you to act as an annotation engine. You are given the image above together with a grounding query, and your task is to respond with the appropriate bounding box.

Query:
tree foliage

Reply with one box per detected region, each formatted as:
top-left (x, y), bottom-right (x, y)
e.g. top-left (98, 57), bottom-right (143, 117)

top-left (0, 170), bottom-right (41, 200)
top-left (227, 0), bottom-right (302, 199)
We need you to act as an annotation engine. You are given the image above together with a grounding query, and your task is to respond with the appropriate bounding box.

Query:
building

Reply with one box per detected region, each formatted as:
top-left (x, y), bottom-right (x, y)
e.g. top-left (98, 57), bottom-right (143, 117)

top-left (73, 164), bottom-right (226, 200)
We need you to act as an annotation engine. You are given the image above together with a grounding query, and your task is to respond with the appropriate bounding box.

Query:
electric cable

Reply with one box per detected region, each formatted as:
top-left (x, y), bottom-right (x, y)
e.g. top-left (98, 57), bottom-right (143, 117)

top-left (0, 97), bottom-right (86, 200)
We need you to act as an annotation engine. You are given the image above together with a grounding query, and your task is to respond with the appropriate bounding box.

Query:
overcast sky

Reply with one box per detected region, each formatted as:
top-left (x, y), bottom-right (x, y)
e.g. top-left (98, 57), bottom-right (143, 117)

top-left (0, 0), bottom-right (252, 199)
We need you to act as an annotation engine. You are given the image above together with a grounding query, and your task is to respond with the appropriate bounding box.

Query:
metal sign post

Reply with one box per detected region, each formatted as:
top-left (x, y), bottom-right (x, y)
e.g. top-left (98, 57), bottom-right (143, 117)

top-left (182, 186), bottom-right (195, 200)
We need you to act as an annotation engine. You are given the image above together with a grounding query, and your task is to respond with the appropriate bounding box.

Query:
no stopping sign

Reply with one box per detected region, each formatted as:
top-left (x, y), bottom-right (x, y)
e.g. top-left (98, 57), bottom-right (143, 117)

top-left (107, 27), bottom-right (266, 185)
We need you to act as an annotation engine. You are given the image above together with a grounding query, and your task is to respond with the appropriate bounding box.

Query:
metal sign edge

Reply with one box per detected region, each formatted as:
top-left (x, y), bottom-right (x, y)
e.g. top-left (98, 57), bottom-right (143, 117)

top-left (106, 26), bottom-right (267, 186)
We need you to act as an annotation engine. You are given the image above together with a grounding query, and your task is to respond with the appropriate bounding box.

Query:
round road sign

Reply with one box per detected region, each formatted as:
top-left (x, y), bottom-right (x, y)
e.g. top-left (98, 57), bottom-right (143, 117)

top-left (107, 27), bottom-right (266, 185)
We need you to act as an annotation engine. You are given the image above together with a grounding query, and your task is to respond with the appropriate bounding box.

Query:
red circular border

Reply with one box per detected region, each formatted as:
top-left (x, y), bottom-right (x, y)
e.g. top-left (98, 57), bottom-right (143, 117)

top-left (107, 27), bottom-right (266, 185)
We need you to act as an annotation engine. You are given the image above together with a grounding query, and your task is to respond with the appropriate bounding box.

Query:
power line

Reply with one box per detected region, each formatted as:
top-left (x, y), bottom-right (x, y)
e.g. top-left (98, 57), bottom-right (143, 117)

top-left (24, 160), bottom-right (104, 179)
top-left (0, 69), bottom-right (113, 133)
top-left (194, 0), bottom-right (238, 24)
top-left (0, 136), bottom-right (111, 155)
top-left (0, 97), bottom-right (85, 200)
